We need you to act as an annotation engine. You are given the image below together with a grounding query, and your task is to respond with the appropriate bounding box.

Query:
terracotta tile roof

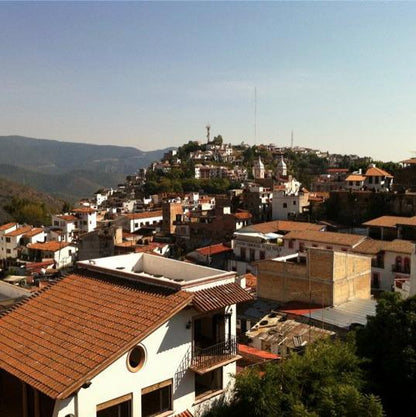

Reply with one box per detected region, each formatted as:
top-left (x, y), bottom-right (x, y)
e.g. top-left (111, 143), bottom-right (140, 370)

top-left (365, 166), bottom-right (393, 178)
top-left (0, 222), bottom-right (17, 232)
top-left (354, 239), bottom-right (415, 255)
top-left (27, 241), bottom-right (71, 252)
top-left (23, 228), bottom-right (44, 238)
top-left (232, 211), bottom-right (252, 220)
top-left (362, 216), bottom-right (416, 228)
top-left (346, 174), bottom-right (366, 182)
top-left (386, 240), bottom-right (415, 254)
top-left (72, 207), bottom-right (96, 214)
top-left (283, 230), bottom-right (366, 247)
top-left (25, 260), bottom-right (55, 273)
top-left (5, 225), bottom-right (33, 237)
top-left (352, 239), bottom-right (386, 255)
top-left (124, 210), bottom-right (162, 220)
top-left (196, 243), bottom-right (232, 256)
top-left (191, 282), bottom-right (253, 313)
top-left (401, 157), bottom-right (416, 165)
top-left (238, 344), bottom-right (280, 360)
top-left (57, 215), bottom-right (78, 222)
top-left (246, 220), bottom-right (323, 234)
top-left (0, 270), bottom-right (193, 399)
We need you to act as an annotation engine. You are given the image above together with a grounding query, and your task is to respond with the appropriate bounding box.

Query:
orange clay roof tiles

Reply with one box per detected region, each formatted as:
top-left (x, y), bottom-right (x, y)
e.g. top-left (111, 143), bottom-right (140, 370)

top-left (362, 216), bottom-right (416, 228)
top-left (346, 175), bottom-right (366, 182)
top-left (365, 166), bottom-right (393, 178)
top-left (0, 270), bottom-right (193, 399)
top-left (354, 239), bottom-right (414, 255)
top-left (232, 212), bottom-right (252, 220)
top-left (196, 243), bottom-right (232, 256)
top-left (23, 228), bottom-right (44, 238)
top-left (5, 225), bottom-right (33, 237)
top-left (71, 207), bottom-right (96, 214)
top-left (28, 241), bottom-right (71, 252)
top-left (57, 215), bottom-right (78, 222)
top-left (124, 210), bottom-right (163, 220)
top-left (246, 220), bottom-right (324, 234)
top-left (191, 282), bottom-right (253, 313)
top-left (283, 230), bottom-right (366, 247)
top-left (0, 222), bottom-right (17, 231)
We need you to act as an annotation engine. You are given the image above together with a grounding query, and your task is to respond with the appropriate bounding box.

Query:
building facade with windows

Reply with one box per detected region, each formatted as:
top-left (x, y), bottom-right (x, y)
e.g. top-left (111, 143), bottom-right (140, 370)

top-left (0, 253), bottom-right (252, 417)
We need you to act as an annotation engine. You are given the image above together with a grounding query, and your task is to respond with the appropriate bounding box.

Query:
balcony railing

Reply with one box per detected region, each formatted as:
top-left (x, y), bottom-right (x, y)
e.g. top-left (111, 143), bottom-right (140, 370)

top-left (191, 336), bottom-right (238, 371)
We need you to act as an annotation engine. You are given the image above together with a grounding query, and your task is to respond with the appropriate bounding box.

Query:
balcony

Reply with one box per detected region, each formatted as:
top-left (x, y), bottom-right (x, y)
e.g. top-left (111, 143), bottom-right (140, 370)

top-left (190, 336), bottom-right (240, 374)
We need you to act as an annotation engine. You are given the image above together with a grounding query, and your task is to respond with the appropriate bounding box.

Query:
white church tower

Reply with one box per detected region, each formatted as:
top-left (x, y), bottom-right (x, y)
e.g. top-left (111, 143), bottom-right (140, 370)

top-left (253, 156), bottom-right (265, 179)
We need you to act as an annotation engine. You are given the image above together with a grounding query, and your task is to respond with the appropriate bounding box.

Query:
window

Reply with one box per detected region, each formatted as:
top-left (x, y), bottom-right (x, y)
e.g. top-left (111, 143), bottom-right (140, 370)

top-left (142, 380), bottom-right (172, 417)
top-left (288, 240), bottom-right (294, 249)
top-left (326, 246), bottom-right (333, 250)
top-left (127, 345), bottom-right (146, 372)
top-left (240, 247), bottom-right (246, 261)
top-left (249, 249), bottom-right (255, 262)
top-left (404, 257), bottom-right (411, 274)
top-left (6, 237), bottom-right (10, 243)
top-left (369, 177), bottom-right (373, 184)
top-left (395, 256), bottom-right (402, 272)
top-left (6, 249), bottom-right (11, 254)
top-left (356, 181), bottom-right (360, 186)
top-left (293, 200), bottom-right (296, 205)
top-left (283, 203), bottom-right (287, 208)
top-left (260, 250), bottom-right (265, 260)
top-left (97, 394), bottom-right (132, 417)
top-left (54, 221), bottom-right (59, 226)
top-left (372, 273), bottom-right (380, 289)
top-left (299, 242), bottom-right (305, 252)
top-left (195, 368), bottom-right (223, 399)
top-left (375, 177), bottom-right (379, 184)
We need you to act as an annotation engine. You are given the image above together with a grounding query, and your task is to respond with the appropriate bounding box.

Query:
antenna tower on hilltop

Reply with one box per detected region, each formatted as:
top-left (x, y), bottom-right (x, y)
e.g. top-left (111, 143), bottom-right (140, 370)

top-left (206, 124), bottom-right (211, 143)
top-left (254, 87), bottom-right (257, 145)
top-left (291, 130), bottom-right (294, 149)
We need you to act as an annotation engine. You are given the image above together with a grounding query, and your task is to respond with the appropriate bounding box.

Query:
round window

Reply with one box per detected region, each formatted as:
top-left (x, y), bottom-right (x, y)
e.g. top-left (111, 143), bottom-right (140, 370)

top-left (127, 345), bottom-right (146, 372)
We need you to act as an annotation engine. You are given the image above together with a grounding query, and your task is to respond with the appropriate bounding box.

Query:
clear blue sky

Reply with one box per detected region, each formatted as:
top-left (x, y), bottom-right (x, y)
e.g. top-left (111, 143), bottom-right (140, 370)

top-left (1, 1), bottom-right (416, 161)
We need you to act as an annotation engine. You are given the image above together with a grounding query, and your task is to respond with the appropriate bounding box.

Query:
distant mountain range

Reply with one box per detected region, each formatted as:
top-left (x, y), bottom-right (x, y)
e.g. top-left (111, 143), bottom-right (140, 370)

top-left (0, 135), bottom-right (172, 201)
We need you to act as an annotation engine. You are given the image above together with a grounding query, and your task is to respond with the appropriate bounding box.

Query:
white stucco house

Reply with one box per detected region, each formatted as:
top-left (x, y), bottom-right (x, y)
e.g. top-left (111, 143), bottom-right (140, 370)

top-left (0, 253), bottom-right (252, 417)
top-left (25, 241), bottom-right (77, 268)
top-left (272, 179), bottom-right (310, 221)
top-left (121, 210), bottom-right (163, 233)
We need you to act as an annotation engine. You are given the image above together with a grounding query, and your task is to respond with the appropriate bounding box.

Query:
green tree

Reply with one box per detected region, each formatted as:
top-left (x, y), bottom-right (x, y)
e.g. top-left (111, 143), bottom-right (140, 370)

top-left (357, 292), bottom-right (416, 416)
top-left (205, 338), bottom-right (383, 417)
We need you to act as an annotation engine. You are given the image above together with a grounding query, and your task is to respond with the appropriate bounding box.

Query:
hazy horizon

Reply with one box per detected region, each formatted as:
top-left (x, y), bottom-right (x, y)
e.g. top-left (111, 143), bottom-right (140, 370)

top-left (2, 2), bottom-right (416, 161)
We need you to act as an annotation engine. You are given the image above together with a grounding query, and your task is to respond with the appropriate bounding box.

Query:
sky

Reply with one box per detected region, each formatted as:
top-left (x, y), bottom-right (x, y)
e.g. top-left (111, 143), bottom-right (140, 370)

top-left (1, 1), bottom-right (416, 161)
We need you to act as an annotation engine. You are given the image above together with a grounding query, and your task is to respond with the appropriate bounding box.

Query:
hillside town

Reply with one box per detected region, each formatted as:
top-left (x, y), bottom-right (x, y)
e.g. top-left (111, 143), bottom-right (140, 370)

top-left (0, 132), bottom-right (416, 416)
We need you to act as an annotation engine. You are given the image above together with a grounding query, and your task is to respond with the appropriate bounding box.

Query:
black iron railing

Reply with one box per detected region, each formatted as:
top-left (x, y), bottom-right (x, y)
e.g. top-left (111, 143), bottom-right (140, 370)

top-left (191, 336), bottom-right (237, 370)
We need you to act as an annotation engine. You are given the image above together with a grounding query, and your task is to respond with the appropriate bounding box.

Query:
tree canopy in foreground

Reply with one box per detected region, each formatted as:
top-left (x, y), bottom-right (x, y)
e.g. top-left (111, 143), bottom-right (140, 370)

top-left (205, 338), bottom-right (383, 417)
